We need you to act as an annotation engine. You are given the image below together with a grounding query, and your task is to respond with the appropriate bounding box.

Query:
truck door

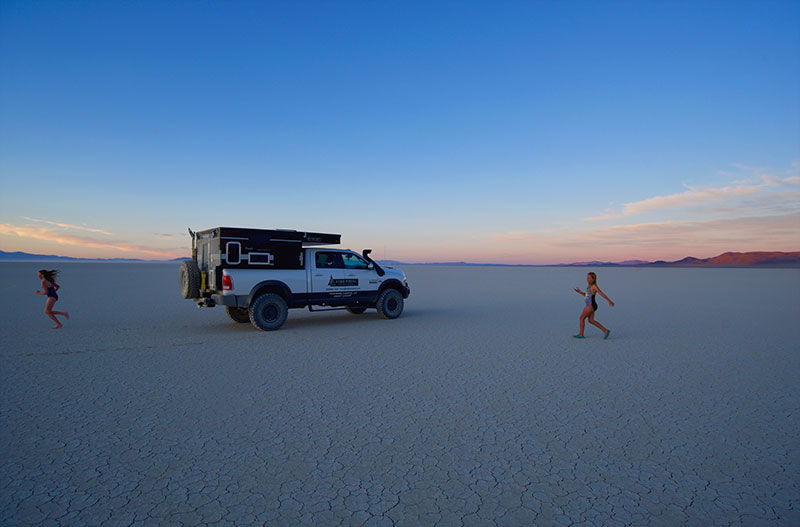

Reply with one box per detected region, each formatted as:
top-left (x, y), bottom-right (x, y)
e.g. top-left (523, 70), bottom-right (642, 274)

top-left (310, 251), bottom-right (346, 299)
top-left (342, 252), bottom-right (380, 298)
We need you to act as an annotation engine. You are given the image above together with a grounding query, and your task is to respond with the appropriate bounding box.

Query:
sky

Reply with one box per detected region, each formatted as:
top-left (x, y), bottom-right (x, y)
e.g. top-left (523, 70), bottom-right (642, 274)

top-left (1, 1), bottom-right (799, 264)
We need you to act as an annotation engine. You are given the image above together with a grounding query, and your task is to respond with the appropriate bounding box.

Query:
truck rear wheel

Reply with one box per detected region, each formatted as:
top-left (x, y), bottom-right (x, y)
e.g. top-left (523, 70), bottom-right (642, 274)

top-left (346, 306), bottom-right (367, 314)
top-left (179, 260), bottom-right (201, 299)
top-left (376, 289), bottom-right (404, 319)
top-left (226, 306), bottom-right (250, 323)
top-left (249, 293), bottom-right (289, 331)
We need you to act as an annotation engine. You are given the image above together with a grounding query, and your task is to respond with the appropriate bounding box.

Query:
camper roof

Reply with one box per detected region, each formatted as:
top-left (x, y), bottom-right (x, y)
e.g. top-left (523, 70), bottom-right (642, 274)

top-left (195, 227), bottom-right (341, 246)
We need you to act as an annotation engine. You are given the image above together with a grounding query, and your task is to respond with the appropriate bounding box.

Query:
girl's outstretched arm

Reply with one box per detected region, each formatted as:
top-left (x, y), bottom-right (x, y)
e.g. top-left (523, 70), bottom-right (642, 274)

top-left (35, 280), bottom-right (47, 295)
top-left (595, 287), bottom-right (615, 307)
top-left (574, 287), bottom-right (585, 296)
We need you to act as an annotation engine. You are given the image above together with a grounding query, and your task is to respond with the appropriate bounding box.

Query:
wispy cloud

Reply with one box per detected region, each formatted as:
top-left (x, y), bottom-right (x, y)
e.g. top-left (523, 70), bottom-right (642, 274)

top-left (587, 213), bottom-right (800, 248)
top-left (22, 217), bottom-right (113, 235)
top-left (492, 212), bottom-right (800, 261)
top-left (0, 223), bottom-right (179, 258)
top-left (491, 162), bottom-right (800, 262)
top-left (586, 168), bottom-right (800, 221)
top-left (587, 184), bottom-right (758, 221)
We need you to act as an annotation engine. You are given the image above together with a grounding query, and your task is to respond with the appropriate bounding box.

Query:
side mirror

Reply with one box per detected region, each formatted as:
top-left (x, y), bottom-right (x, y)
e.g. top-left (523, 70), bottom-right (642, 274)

top-left (368, 263), bottom-right (374, 270)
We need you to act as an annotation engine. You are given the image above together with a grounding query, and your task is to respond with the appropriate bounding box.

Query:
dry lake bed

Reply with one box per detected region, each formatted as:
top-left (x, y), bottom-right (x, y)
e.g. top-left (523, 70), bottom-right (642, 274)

top-left (1, 262), bottom-right (798, 526)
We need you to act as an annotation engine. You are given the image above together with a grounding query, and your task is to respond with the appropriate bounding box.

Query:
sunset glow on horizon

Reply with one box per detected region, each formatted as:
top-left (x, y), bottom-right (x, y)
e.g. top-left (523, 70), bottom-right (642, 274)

top-left (2, 2), bottom-right (798, 264)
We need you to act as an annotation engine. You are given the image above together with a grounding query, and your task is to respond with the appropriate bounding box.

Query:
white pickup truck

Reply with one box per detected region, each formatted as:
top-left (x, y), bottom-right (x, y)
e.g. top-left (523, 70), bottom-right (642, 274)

top-left (179, 227), bottom-right (410, 331)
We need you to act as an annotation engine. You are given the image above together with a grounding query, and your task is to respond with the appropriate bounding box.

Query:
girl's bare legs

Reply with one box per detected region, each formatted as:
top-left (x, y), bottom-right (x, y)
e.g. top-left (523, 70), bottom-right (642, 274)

top-left (588, 311), bottom-right (607, 334)
top-left (45, 297), bottom-right (68, 328)
top-left (577, 305), bottom-right (593, 336)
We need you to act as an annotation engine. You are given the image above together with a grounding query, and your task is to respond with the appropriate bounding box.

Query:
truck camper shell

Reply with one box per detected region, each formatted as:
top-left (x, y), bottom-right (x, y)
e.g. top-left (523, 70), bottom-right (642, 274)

top-left (191, 227), bottom-right (341, 291)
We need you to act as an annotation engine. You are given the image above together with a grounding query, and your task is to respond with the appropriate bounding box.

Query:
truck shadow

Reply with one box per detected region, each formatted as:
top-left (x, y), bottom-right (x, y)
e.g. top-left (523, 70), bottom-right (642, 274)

top-left (286, 308), bottom-right (440, 326)
top-left (209, 308), bottom-right (450, 332)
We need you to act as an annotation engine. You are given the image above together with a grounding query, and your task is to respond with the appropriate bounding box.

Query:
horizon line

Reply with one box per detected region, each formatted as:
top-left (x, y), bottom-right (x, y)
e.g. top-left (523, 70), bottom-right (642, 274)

top-left (2, 249), bottom-right (799, 267)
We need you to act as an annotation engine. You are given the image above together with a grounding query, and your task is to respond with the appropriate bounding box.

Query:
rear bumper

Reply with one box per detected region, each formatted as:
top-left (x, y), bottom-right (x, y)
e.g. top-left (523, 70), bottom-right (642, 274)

top-left (198, 294), bottom-right (248, 307)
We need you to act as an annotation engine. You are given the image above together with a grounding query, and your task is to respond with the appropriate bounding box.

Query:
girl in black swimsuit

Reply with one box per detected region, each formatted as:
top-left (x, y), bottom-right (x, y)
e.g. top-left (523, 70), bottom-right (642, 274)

top-left (36, 269), bottom-right (69, 329)
top-left (573, 272), bottom-right (614, 339)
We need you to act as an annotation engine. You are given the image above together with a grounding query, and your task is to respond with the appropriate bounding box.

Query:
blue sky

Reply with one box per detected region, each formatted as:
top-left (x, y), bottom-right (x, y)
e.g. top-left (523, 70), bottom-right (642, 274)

top-left (1, 1), bottom-right (798, 263)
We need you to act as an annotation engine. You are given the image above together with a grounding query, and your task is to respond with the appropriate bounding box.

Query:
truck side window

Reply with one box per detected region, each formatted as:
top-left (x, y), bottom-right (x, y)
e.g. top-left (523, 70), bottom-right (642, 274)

top-left (315, 252), bottom-right (344, 269)
top-left (226, 242), bottom-right (241, 264)
top-left (342, 253), bottom-right (369, 270)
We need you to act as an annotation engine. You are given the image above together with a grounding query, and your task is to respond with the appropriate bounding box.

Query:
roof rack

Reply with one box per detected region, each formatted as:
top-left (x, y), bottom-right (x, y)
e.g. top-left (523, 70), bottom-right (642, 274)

top-left (195, 227), bottom-right (341, 246)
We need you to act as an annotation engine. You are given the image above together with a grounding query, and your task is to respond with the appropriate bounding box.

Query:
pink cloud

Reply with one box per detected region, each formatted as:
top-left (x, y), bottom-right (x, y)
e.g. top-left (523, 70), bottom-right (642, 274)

top-left (586, 184), bottom-right (761, 221)
top-left (0, 223), bottom-right (180, 259)
top-left (490, 212), bottom-right (800, 263)
top-left (586, 166), bottom-right (800, 221)
top-left (22, 217), bottom-right (113, 235)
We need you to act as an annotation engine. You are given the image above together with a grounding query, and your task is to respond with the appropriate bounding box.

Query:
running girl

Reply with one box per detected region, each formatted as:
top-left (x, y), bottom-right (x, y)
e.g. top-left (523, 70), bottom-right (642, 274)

top-left (573, 272), bottom-right (613, 339)
top-left (36, 269), bottom-right (69, 329)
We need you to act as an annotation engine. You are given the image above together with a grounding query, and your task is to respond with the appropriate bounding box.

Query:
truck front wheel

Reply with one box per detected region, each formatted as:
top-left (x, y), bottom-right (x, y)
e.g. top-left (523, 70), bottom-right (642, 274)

top-left (249, 294), bottom-right (289, 331)
top-left (226, 306), bottom-right (250, 323)
top-left (376, 289), bottom-right (404, 319)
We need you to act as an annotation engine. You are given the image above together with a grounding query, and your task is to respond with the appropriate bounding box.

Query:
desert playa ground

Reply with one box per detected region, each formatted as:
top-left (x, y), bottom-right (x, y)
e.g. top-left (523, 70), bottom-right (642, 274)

top-left (1, 262), bottom-right (798, 526)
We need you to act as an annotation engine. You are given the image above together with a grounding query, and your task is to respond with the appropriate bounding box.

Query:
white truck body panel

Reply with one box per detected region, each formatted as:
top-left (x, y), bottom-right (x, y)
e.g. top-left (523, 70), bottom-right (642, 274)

top-left (222, 268), bottom-right (308, 297)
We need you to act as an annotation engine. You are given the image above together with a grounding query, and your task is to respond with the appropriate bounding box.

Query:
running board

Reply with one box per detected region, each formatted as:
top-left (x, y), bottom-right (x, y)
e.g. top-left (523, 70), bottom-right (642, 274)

top-left (307, 305), bottom-right (348, 312)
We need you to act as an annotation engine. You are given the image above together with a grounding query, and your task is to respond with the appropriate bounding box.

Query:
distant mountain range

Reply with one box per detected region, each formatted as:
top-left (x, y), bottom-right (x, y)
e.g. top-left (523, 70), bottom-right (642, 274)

top-left (384, 251), bottom-right (800, 268)
top-left (2, 250), bottom-right (798, 267)
top-left (0, 250), bottom-right (186, 263)
top-left (559, 259), bottom-right (652, 266)
top-left (647, 251), bottom-right (800, 267)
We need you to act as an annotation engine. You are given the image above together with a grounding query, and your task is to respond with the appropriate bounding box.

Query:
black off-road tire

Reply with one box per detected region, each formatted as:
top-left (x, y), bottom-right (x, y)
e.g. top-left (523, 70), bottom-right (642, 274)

top-left (179, 260), bottom-right (201, 299)
top-left (226, 306), bottom-right (250, 323)
top-left (376, 289), bottom-right (404, 319)
top-left (249, 293), bottom-right (289, 331)
top-left (346, 306), bottom-right (368, 315)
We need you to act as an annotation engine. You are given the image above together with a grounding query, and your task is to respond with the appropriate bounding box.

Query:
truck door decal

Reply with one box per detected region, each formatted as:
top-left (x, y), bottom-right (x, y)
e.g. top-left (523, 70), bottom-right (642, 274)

top-left (328, 276), bottom-right (358, 287)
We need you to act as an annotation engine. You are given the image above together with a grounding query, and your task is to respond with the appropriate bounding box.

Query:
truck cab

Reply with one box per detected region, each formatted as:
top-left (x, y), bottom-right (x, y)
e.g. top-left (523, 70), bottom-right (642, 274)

top-left (179, 227), bottom-right (410, 331)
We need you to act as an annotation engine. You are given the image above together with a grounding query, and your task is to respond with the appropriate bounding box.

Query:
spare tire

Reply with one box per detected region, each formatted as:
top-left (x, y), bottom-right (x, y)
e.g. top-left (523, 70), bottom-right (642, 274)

top-left (179, 260), bottom-right (201, 299)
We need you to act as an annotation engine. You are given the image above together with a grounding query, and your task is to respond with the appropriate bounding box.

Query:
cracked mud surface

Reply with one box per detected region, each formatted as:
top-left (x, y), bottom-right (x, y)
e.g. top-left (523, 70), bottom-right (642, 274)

top-left (1, 264), bottom-right (798, 526)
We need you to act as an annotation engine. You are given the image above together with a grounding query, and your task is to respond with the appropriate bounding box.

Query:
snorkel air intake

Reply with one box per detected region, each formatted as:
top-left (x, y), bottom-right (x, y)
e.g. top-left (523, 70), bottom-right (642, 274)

top-left (362, 249), bottom-right (385, 277)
